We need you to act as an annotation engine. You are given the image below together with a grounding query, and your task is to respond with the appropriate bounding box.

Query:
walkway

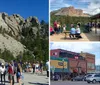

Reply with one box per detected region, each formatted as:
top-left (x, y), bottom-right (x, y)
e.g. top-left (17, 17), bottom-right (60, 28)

top-left (1, 71), bottom-right (49, 85)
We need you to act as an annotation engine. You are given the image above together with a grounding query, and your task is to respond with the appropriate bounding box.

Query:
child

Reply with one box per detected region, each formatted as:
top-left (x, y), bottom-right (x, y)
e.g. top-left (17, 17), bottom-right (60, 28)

top-left (63, 24), bottom-right (66, 32)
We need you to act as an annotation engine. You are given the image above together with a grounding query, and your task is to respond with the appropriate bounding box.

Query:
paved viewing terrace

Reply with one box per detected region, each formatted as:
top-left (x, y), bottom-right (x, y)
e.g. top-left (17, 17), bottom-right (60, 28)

top-left (50, 28), bottom-right (100, 42)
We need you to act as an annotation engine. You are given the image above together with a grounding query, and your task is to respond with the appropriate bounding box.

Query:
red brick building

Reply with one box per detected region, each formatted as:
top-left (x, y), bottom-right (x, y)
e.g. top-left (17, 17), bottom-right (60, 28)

top-left (51, 49), bottom-right (95, 73)
top-left (80, 52), bottom-right (95, 73)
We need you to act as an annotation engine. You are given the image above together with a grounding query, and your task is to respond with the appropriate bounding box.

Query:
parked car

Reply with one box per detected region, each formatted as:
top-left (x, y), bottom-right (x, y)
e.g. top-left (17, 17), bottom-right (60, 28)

top-left (71, 75), bottom-right (85, 81)
top-left (84, 74), bottom-right (94, 81)
top-left (86, 74), bottom-right (100, 83)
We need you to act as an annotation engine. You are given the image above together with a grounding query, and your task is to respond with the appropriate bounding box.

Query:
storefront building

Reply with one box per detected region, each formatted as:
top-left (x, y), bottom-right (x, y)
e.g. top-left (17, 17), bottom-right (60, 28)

top-left (51, 49), bottom-right (95, 74)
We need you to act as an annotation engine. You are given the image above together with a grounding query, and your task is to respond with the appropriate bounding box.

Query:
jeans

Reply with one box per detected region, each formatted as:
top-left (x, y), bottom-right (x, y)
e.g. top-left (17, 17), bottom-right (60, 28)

top-left (1, 74), bottom-right (5, 84)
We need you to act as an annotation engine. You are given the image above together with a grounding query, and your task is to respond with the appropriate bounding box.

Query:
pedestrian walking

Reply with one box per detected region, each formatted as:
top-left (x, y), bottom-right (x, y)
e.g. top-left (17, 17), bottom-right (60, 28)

top-left (0, 63), bottom-right (6, 84)
top-left (46, 60), bottom-right (49, 77)
top-left (35, 61), bottom-right (39, 74)
top-left (8, 62), bottom-right (15, 85)
top-left (32, 62), bottom-right (35, 74)
top-left (39, 61), bottom-right (43, 74)
top-left (17, 63), bottom-right (23, 85)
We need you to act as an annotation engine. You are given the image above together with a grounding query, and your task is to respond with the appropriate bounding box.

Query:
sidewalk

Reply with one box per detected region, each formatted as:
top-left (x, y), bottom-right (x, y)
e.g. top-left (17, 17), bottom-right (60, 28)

top-left (3, 71), bottom-right (49, 85)
top-left (50, 28), bottom-right (100, 42)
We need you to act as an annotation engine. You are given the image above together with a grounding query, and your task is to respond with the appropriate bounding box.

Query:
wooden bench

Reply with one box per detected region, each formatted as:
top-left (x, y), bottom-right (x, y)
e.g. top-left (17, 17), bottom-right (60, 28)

top-left (69, 34), bottom-right (82, 39)
top-left (63, 31), bottom-right (70, 39)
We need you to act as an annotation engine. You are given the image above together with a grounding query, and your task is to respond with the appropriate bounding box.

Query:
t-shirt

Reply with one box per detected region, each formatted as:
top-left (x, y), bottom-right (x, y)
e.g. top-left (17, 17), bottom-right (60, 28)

top-left (76, 28), bottom-right (81, 34)
top-left (46, 61), bottom-right (49, 71)
top-left (50, 27), bottom-right (53, 32)
top-left (63, 27), bottom-right (66, 31)
top-left (8, 66), bottom-right (14, 75)
top-left (40, 63), bottom-right (43, 68)
top-left (54, 22), bottom-right (57, 28)
top-left (70, 28), bottom-right (76, 34)
top-left (35, 64), bottom-right (39, 68)
top-left (57, 24), bottom-right (61, 28)
top-left (17, 67), bottom-right (20, 73)
top-left (0, 66), bottom-right (5, 74)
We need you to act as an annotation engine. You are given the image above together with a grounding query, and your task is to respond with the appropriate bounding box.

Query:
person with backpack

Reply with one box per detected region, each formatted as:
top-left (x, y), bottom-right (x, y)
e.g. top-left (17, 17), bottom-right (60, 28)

top-left (8, 62), bottom-right (15, 85)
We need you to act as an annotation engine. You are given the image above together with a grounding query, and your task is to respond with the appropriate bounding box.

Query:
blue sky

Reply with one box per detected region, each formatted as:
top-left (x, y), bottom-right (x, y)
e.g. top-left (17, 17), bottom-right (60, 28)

top-left (50, 42), bottom-right (100, 65)
top-left (50, 0), bottom-right (100, 15)
top-left (0, 0), bottom-right (48, 22)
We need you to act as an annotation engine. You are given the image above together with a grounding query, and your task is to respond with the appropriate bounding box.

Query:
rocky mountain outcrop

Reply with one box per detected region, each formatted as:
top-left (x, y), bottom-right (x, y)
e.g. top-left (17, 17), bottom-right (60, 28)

top-left (51, 6), bottom-right (90, 17)
top-left (0, 34), bottom-right (25, 57)
top-left (0, 12), bottom-right (41, 57)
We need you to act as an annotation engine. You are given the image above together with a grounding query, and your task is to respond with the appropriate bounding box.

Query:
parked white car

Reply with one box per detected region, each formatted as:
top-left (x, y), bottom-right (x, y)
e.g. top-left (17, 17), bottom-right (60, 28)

top-left (86, 74), bottom-right (100, 83)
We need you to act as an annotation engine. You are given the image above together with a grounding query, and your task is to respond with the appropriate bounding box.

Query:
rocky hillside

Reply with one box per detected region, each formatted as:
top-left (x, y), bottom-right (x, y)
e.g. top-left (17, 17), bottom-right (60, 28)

top-left (0, 12), bottom-right (48, 61)
top-left (51, 6), bottom-right (90, 17)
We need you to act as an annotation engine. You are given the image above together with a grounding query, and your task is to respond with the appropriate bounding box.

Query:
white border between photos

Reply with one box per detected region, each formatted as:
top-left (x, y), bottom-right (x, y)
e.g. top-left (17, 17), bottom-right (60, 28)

top-left (49, 0), bottom-right (50, 85)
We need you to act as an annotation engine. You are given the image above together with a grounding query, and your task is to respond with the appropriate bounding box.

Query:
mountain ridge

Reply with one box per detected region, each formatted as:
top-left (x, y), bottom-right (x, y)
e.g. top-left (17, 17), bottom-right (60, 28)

top-left (51, 6), bottom-right (90, 17)
top-left (0, 12), bottom-right (48, 59)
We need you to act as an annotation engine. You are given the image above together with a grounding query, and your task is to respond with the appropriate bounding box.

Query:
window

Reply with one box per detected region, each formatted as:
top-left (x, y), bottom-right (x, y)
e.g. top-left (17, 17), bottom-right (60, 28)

top-left (87, 75), bottom-right (92, 77)
top-left (94, 75), bottom-right (100, 77)
top-left (87, 63), bottom-right (95, 69)
top-left (59, 52), bottom-right (75, 58)
top-left (52, 52), bottom-right (57, 56)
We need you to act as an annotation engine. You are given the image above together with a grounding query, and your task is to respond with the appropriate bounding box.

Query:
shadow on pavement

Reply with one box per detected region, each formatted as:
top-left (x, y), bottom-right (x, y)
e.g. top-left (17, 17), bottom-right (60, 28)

top-left (28, 82), bottom-right (49, 85)
top-left (0, 84), bottom-right (5, 85)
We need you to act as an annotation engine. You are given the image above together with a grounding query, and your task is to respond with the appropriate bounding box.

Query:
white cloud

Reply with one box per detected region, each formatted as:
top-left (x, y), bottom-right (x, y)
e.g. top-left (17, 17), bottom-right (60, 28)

top-left (50, 0), bottom-right (100, 15)
top-left (78, 0), bottom-right (100, 15)
top-left (83, 2), bottom-right (100, 15)
top-left (50, 42), bottom-right (94, 53)
top-left (50, 0), bottom-right (71, 11)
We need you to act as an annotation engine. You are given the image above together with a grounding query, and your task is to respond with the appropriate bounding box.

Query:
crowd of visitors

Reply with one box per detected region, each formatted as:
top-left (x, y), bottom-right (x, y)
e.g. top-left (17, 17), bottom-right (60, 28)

top-left (22, 61), bottom-right (43, 74)
top-left (50, 20), bottom-right (100, 39)
top-left (50, 20), bottom-right (82, 39)
top-left (84, 21), bottom-right (100, 33)
top-left (0, 60), bottom-right (23, 85)
top-left (0, 60), bottom-right (49, 85)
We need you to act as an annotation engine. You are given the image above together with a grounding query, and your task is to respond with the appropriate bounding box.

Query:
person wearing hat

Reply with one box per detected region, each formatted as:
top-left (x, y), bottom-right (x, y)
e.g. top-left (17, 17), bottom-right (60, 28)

top-left (0, 63), bottom-right (6, 84)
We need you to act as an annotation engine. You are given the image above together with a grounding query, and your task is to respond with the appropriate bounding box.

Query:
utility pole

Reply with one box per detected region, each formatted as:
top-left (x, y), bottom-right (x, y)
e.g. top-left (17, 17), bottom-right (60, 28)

top-left (62, 58), bottom-right (65, 81)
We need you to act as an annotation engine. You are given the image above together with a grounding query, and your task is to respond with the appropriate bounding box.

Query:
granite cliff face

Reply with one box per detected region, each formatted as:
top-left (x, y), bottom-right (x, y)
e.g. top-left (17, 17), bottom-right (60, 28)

top-left (0, 12), bottom-right (41, 57)
top-left (51, 6), bottom-right (90, 17)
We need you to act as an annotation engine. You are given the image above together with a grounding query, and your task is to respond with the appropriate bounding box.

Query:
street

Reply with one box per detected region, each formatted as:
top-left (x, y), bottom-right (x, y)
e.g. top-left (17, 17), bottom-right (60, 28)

top-left (0, 72), bottom-right (49, 85)
top-left (51, 81), bottom-right (100, 85)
